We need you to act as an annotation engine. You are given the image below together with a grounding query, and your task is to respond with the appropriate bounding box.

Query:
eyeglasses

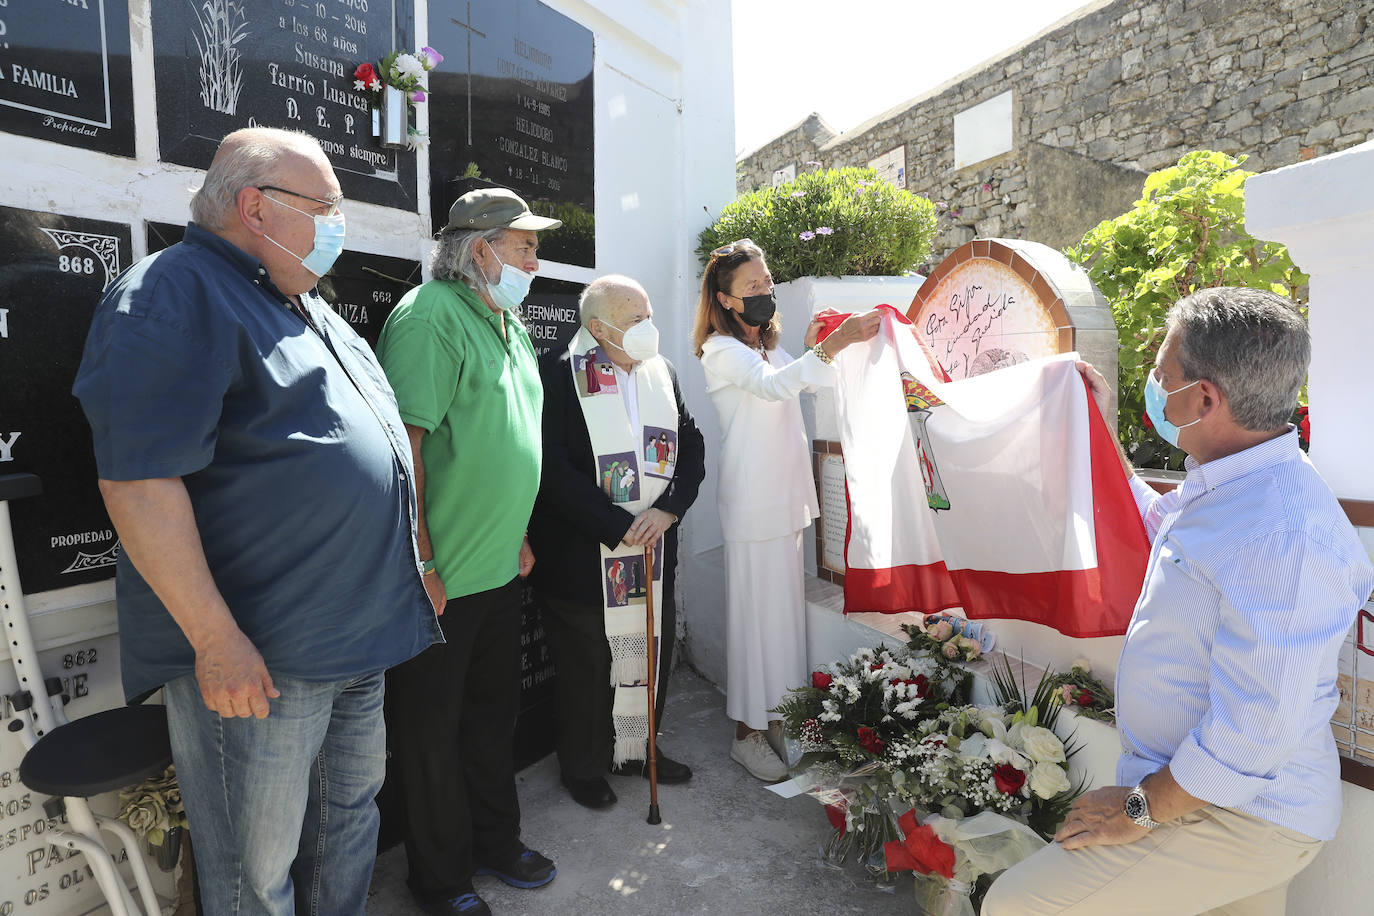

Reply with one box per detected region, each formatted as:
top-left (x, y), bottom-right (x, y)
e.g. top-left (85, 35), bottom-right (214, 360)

top-left (710, 238), bottom-right (755, 258)
top-left (258, 185), bottom-right (344, 218)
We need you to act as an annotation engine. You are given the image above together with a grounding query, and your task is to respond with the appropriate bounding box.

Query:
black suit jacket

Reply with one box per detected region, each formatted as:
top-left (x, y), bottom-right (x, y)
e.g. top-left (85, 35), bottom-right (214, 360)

top-left (527, 349), bottom-right (706, 607)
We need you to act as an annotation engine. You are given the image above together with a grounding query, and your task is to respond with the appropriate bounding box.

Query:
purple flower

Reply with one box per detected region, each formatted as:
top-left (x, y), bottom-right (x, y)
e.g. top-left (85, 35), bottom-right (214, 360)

top-left (799, 230), bottom-right (816, 241)
top-left (408, 88), bottom-right (427, 103)
top-left (816, 226), bottom-right (834, 235)
top-left (982, 182), bottom-right (993, 192)
top-left (805, 160), bottom-right (821, 167)
top-left (791, 190), bottom-right (807, 198)
top-left (935, 200), bottom-right (947, 210)
top-left (419, 46), bottom-right (444, 69)
top-left (951, 207), bottom-right (963, 217)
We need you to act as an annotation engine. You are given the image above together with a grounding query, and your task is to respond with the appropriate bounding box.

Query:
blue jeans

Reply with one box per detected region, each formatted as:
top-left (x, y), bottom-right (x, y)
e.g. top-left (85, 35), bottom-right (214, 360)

top-left (165, 671), bottom-right (386, 915)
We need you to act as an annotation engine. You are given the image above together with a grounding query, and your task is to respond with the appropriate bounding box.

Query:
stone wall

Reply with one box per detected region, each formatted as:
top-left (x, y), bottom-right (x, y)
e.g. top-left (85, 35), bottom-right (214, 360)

top-left (737, 0), bottom-right (1374, 265)
top-left (735, 112), bottom-right (837, 191)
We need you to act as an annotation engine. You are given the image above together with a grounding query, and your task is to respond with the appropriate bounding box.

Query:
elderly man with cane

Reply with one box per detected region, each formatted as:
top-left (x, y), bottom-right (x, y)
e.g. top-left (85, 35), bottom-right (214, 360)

top-left (528, 274), bottom-right (705, 811)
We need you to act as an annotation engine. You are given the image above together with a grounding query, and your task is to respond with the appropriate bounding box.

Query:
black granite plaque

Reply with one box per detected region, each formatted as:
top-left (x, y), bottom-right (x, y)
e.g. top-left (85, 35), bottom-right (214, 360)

top-left (152, 0), bottom-right (417, 210)
top-left (519, 276), bottom-right (582, 356)
top-left (0, 0), bottom-right (134, 157)
top-left (0, 206), bottom-right (131, 594)
top-left (148, 222), bottom-right (419, 350)
top-left (317, 249), bottom-right (420, 348)
top-left (146, 220), bottom-right (185, 255)
top-left (428, 0), bottom-right (595, 267)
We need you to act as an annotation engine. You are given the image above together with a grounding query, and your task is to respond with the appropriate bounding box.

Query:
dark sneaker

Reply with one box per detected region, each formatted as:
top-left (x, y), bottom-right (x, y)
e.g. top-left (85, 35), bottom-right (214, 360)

top-left (475, 846), bottom-right (556, 888)
top-left (610, 750), bottom-right (693, 784)
top-left (421, 890), bottom-right (490, 915)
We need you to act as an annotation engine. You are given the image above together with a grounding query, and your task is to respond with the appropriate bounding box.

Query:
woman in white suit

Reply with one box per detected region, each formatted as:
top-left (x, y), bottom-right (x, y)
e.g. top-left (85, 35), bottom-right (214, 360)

top-left (692, 239), bottom-right (880, 780)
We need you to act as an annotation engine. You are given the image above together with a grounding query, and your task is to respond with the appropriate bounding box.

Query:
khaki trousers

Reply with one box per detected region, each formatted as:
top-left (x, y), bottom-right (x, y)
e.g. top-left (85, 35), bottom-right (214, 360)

top-left (982, 806), bottom-right (1323, 916)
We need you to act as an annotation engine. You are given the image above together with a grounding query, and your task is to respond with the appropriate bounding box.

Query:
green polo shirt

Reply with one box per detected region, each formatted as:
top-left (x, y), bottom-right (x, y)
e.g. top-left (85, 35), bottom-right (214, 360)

top-left (376, 278), bottom-right (542, 599)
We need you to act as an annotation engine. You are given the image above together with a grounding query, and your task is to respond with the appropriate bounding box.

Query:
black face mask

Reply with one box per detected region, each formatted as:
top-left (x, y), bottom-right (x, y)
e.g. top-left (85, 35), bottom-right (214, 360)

top-left (736, 291), bottom-right (777, 327)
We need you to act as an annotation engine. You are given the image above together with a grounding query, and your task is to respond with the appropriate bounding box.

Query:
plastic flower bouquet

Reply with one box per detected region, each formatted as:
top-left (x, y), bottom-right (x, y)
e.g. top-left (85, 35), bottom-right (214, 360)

top-left (353, 45), bottom-right (443, 149)
top-left (117, 764), bottom-right (187, 848)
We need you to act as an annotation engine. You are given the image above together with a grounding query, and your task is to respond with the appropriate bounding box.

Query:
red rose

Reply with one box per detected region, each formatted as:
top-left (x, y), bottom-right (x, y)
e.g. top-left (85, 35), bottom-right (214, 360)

top-left (1141, 409), bottom-right (1154, 430)
top-left (993, 763), bottom-right (1026, 795)
top-left (884, 809), bottom-right (956, 878)
top-left (811, 671), bottom-right (833, 690)
top-left (912, 674), bottom-right (929, 697)
top-left (1297, 406), bottom-right (1310, 445)
top-left (1076, 689), bottom-right (1095, 706)
top-left (857, 726), bottom-right (886, 755)
top-left (871, 663), bottom-right (884, 671)
top-left (354, 62), bottom-right (378, 84)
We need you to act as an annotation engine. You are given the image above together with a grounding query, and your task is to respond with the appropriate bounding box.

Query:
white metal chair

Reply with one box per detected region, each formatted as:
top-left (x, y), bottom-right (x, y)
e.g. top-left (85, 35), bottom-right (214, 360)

top-left (1, 472), bottom-right (169, 916)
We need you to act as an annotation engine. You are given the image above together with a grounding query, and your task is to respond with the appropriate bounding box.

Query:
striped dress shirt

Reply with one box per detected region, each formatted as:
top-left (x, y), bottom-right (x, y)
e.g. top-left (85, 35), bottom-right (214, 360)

top-left (1116, 428), bottom-right (1374, 841)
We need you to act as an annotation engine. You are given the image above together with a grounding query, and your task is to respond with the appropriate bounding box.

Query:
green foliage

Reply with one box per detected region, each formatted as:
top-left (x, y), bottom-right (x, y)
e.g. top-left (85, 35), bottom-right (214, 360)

top-left (697, 167), bottom-right (938, 284)
top-left (1065, 150), bottom-right (1308, 468)
top-left (529, 198), bottom-right (594, 267)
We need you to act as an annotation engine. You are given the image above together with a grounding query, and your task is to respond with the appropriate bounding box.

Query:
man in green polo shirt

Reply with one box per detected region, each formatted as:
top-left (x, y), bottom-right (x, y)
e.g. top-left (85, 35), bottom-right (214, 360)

top-left (377, 186), bottom-right (559, 916)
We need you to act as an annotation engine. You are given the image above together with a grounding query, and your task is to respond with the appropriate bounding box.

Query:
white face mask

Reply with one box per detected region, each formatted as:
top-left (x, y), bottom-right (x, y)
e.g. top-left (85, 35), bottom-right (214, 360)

top-left (600, 318), bottom-right (659, 362)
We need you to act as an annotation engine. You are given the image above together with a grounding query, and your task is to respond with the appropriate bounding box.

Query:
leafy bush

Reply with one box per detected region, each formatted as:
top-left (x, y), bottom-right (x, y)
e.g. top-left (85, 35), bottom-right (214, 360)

top-left (697, 167), bottom-right (938, 283)
top-left (1065, 150), bottom-right (1307, 469)
top-left (530, 199), bottom-right (594, 267)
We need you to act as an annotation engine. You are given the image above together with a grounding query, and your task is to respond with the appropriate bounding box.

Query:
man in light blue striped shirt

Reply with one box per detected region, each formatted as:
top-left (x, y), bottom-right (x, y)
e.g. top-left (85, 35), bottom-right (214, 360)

top-left (986, 288), bottom-right (1374, 915)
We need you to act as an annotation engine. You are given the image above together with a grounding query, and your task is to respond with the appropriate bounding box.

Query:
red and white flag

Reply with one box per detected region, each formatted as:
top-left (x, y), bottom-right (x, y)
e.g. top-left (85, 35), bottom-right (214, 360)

top-left (825, 307), bottom-right (1148, 638)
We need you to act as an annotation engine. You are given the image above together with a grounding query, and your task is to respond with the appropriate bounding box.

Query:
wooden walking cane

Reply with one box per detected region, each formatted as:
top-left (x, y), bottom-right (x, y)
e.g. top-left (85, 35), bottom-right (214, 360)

top-left (643, 543), bottom-right (662, 824)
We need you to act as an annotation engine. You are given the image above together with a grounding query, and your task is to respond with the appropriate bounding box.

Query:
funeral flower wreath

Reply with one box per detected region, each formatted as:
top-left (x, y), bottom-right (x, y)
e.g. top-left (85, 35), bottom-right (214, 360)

top-left (775, 628), bottom-right (1085, 912)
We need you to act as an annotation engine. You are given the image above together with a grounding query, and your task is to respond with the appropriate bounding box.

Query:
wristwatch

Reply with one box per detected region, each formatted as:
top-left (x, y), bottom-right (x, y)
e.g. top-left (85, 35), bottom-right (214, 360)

top-left (1124, 785), bottom-right (1161, 830)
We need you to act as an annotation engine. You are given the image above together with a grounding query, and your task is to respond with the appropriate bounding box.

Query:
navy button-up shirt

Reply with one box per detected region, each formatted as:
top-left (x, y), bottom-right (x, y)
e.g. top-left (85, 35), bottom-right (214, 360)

top-left (74, 223), bottom-right (440, 701)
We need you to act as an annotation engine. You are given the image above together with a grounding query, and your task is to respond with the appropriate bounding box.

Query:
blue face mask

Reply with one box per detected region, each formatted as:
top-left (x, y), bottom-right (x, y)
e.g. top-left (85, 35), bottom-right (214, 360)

top-left (486, 249), bottom-right (535, 310)
top-left (1144, 370), bottom-right (1201, 447)
top-left (264, 196), bottom-right (346, 277)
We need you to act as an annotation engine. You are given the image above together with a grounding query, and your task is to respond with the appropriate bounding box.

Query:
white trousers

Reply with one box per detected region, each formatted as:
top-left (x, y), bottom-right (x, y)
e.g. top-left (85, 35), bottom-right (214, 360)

top-left (724, 530), bottom-right (808, 730)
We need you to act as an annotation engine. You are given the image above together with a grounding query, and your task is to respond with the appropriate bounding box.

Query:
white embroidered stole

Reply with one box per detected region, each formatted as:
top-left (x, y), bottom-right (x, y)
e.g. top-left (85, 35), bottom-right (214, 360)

top-left (568, 327), bottom-right (679, 764)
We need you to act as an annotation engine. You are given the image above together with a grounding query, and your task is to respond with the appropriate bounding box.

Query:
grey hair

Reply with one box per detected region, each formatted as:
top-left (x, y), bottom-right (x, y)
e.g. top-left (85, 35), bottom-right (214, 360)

top-left (190, 128), bottom-right (321, 230)
top-left (1167, 287), bottom-right (1309, 431)
top-left (579, 274), bottom-right (646, 327)
top-left (428, 227), bottom-right (508, 290)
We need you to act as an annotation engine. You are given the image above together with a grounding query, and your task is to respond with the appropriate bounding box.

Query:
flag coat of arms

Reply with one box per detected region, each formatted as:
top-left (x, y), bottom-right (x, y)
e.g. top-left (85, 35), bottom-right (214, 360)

top-left (826, 308), bottom-right (1148, 638)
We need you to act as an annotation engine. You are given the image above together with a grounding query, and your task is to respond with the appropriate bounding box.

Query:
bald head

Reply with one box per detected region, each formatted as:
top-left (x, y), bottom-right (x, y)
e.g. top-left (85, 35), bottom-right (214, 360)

top-left (191, 128), bottom-right (329, 231)
top-left (581, 275), bottom-right (656, 369)
top-left (579, 274), bottom-right (648, 328)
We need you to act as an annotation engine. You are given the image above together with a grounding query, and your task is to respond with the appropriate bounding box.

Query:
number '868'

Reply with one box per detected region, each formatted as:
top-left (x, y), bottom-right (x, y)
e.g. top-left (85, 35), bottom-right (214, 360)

top-left (59, 255), bottom-right (96, 274)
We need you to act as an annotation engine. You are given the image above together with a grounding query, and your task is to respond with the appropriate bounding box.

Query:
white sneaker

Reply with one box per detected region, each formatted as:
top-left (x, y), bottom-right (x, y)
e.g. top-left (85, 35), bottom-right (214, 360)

top-left (731, 732), bottom-right (789, 781)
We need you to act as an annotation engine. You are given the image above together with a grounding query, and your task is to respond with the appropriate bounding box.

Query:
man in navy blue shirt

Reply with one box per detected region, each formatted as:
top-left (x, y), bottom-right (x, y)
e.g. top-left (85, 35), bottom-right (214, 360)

top-left (74, 127), bottom-right (439, 916)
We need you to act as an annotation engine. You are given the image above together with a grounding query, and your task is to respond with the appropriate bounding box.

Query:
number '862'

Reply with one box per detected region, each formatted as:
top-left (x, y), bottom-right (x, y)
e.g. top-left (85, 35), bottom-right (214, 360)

top-left (62, 648), bottom-right (97, 669)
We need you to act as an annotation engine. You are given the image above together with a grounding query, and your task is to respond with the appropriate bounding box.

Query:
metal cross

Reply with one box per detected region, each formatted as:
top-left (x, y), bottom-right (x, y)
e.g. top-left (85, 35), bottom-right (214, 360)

top-left (452, 1), bottom-right (487, 147)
